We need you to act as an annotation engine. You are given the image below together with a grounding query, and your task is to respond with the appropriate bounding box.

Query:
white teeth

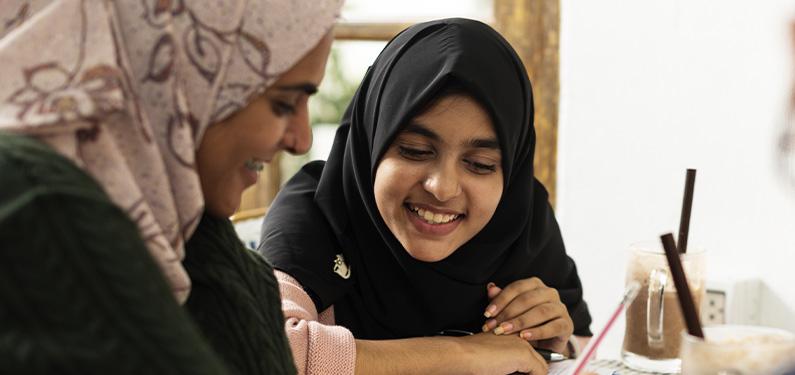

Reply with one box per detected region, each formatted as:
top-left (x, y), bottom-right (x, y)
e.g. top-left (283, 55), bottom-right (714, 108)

top-left (407, 204), bottom-right (460, 225)
top-left (423, 210), bottom-right (434, 221)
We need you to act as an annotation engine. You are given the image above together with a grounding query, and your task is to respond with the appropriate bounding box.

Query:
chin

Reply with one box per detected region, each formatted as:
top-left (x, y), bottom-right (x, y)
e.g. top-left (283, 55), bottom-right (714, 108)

top-left (207, 197), bottom-right (241, 218)
top-left (404, 242), bottom-right (455, 263)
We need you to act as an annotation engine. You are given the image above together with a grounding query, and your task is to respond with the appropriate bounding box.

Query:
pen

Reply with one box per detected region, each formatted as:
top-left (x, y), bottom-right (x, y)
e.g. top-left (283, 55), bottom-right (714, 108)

top-left (534, 348), bottom-right (567, 362)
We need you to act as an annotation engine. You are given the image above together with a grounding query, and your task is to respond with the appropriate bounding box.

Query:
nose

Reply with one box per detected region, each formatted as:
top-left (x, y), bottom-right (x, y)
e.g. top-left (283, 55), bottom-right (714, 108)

top-left (423, 160), bottom-right (462, 202)
top-left (281, 101), bottom-right (312, 155)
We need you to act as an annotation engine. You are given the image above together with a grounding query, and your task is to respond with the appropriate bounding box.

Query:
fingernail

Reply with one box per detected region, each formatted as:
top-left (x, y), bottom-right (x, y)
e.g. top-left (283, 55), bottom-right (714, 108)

top-left (487, 282), bottom-right (496, 289)
top-left (482, 324), bottom-right (489, 332)
top-left (483, 304), bottom-right (496, 318)
top-left (494, 322), bottom-right (513, 335)
top-left (521, 331), bottom-right (533, 340)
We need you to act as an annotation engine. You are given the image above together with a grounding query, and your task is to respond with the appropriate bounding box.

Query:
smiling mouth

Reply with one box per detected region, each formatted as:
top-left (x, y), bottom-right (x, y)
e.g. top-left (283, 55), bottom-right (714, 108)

top-left (404, 203), bottom-right (464, 225)
top-left (244, 159), bottom-right (266, 172)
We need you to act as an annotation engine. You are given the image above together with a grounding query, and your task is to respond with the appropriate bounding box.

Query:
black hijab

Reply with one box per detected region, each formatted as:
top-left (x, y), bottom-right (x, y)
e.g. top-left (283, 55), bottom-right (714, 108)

top-left (260, 18), bottom-right (591, 339)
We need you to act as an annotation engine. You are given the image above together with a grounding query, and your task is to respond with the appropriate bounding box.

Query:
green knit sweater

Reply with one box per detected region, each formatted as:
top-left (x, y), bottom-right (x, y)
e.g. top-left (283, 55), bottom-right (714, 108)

top-left (184, 212), bottom-right (296, 375)
top-left (0, 132), bottom-right (295, 374)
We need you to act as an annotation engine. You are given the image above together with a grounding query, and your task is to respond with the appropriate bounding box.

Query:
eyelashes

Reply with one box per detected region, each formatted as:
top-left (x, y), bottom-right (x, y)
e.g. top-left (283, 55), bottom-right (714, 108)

top-left (397, 146), bottom-right (498, 175)
top-left (271, 99), bottom-right (296, 116)
top-left (398, 146), bottom-right (433, 160)
top-left (464, 160), bottom-right (497, 173)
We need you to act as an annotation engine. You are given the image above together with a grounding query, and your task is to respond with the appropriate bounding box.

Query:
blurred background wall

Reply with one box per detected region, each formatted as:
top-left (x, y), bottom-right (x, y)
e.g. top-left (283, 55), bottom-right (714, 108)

top-left (557, 0), bottom-right (795, 355)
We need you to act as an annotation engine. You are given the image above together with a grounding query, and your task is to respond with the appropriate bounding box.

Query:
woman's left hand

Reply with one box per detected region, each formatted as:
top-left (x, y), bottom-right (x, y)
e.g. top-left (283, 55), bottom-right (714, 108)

top-left (481, 277), bottom-right (574, 354)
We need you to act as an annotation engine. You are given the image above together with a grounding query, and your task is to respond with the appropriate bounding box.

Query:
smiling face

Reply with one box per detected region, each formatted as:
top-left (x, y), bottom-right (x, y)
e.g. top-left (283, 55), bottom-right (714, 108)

top-left (373, 94), bottom-right (504, 262)
top-left (196, 32), bottom-right (333, 217)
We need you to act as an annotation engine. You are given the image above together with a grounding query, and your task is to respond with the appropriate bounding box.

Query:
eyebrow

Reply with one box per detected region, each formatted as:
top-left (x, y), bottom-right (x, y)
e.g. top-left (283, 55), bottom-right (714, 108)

top-left (402, 123), bottom-right (500, 150)
top-left (274, 83), bottom-right (318, 95)
top-left (466, 138), bottom-right (500, 150)
top-left (403, 123), bottom-right (440, 142)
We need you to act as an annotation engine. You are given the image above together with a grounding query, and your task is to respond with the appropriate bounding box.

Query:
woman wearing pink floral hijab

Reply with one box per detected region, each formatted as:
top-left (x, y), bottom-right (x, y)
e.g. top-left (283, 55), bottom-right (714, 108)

top-left (0, 0), bottom-right (341, 373)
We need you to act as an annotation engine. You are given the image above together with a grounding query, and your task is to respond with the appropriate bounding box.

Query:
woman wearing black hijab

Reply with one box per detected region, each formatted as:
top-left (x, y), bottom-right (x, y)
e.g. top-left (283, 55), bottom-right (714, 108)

top-left (261, 18), bottom-right (591, 374)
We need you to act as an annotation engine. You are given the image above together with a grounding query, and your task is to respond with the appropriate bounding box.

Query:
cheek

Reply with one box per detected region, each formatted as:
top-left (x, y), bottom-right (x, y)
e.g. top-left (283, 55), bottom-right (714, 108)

top-left (373, 161), bottom-right (402, 217)
top-left (233, 99), bottom-right (289, 156)
top-left (196, 128), bottom-right (230, 186)
top-left (245, 114), bottom-right (286, 153)
top-left (374, 159), bottom-right (421, 221)
top-left (468, 177), bottom-right (503, 224)
top-left (195, 134), bottom-right (241, 216)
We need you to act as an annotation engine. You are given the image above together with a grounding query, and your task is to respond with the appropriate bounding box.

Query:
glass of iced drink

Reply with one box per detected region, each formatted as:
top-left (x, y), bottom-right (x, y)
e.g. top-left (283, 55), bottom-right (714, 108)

top-left (622, 242), bottom-right (706, 373)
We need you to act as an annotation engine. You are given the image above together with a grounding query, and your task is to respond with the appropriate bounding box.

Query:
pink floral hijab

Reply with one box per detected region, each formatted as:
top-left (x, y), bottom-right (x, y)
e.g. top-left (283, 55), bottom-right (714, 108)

top-left (0, 0), bottom-right (343, 303)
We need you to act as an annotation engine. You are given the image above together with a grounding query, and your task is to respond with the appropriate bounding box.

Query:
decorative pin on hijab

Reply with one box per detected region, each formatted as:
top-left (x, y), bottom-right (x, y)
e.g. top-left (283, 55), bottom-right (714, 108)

top-left (333, 254), bottom-right (351, 279)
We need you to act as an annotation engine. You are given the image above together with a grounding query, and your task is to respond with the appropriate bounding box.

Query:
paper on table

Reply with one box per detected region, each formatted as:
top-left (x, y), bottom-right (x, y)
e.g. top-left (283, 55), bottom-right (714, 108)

top-left (549, 360), bottom-right (617, 375)
top-left (549, 360), bottom-right (574, 375)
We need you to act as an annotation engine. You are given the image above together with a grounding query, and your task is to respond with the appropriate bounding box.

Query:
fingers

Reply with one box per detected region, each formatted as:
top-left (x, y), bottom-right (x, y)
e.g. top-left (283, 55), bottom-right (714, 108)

top-left (488, 289), bottom-right (561, 335)
top-left (482, 319), bottom-right (498, 332)
top-left (486, 282), bottom-right (501, 299)
top-left (531, 336), bottom-right (570, 357)
top-left (482, 277), bottom-right (573, 346)
top-left (483, 277), bottom-right (545, 319)
top-left (494, 301), bottom-right (567, 336)
top-left (519, 317), bottom-right (574, 342)
top-left (494, 287), bottom-right (559, 323)
top-left (482, 282), bottom-right (502, 332)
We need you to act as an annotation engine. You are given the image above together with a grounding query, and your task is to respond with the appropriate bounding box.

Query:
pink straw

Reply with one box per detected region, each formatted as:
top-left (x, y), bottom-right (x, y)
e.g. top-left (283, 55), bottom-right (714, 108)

top-left (569, 282), bottom-right (640, 375)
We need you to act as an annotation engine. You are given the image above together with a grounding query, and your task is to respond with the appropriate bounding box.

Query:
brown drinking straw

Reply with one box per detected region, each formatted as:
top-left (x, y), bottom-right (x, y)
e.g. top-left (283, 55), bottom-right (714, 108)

top-left (660, 233), bottom-right (704, 338)
top-left (677, 169), bottom-right (697, 253)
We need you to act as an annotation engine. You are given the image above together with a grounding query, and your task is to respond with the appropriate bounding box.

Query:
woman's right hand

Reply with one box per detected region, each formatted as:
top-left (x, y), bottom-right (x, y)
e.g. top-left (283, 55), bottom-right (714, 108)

top-left (457, 332), bottom-right (549, 375)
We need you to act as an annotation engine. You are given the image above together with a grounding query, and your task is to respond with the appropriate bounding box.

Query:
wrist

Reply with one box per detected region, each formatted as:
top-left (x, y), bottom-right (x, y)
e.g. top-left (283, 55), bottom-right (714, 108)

top-left (451, 336), bottom-right (481, 375)
top-left (356, 337), bottom-right (475, 375)
top-left (429, 336), bottom-right (485, 375)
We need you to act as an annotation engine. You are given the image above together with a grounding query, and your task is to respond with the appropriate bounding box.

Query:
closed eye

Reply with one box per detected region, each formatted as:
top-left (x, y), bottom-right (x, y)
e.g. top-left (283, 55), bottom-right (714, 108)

top-left (398, 146), bottom-right (434, 161)
top-left (271, 100), bottom-right (296, 116)
top-left (464, 159), bottom-right (497, 174)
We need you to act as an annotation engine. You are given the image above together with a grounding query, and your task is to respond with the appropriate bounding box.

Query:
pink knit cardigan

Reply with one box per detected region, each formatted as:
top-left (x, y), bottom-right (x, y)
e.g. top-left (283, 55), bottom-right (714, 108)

top-left (276, 270), bottom-right (356, 374)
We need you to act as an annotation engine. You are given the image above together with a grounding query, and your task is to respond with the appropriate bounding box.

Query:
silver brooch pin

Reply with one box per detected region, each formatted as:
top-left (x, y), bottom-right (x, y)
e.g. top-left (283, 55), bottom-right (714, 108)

top-left (333, 254), bottom-right (351, 279)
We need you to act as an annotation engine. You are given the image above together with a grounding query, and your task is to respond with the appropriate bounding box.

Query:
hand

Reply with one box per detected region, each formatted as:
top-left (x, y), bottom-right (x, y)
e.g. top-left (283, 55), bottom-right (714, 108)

top-left (481, 278), bottom-right (574, 354)
top-left (457, 332), bottom-right (549, 375)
